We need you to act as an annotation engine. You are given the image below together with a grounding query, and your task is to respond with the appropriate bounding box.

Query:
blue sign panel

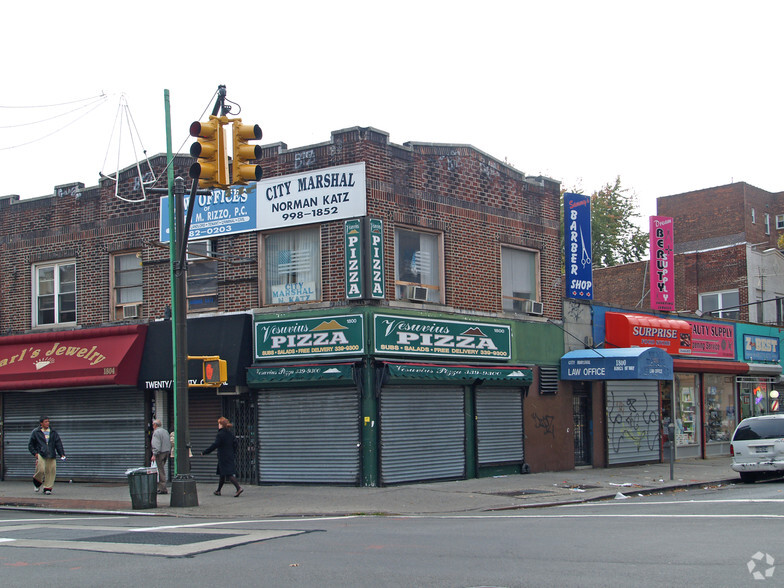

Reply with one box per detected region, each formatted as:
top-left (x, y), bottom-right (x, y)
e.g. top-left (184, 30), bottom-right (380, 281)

top-left (160, 184), bottom-right (258, 242)
top-left (564, 193), bottom-right (593, 300)
top-left (561, 347), bottom-right (673, 380)
top-left (743, 334), bottom-right (780, 362)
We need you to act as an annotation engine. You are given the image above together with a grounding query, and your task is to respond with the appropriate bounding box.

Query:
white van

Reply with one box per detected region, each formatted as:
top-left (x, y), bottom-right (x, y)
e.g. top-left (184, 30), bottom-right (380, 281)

top-left (730, 414), bottom-right (784, 483)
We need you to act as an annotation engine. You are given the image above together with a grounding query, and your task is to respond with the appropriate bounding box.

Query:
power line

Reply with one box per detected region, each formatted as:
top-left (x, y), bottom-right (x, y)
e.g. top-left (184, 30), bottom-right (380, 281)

top-left (0, 94), bottom-right (107, 109)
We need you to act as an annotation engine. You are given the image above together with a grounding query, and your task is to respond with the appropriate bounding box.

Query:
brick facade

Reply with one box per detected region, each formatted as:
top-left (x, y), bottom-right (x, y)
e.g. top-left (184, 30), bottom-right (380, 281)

top-left (0, 127), bottom-right (561, 335)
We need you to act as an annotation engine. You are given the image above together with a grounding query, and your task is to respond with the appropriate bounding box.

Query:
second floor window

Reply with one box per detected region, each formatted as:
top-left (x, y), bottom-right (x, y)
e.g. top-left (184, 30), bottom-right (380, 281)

top-left (700, 290), bottom-right (740, 319)
top-left (264, 226), bottom-right (321, 305)
top-left (394, 228), bottom-right (442, 303)
top-left (187, 240), bottom-right (218, 312)
top-left (501, 246), bottom-right (539, 313)
top-left (112, 252), bottom-right (143, 320)
top-left (34, 260), bottom-right (76, 326)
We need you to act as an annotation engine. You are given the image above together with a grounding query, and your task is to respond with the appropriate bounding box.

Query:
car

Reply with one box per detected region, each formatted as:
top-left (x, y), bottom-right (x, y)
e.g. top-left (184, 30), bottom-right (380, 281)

top-left (730, 414), bottom-right (784, 483)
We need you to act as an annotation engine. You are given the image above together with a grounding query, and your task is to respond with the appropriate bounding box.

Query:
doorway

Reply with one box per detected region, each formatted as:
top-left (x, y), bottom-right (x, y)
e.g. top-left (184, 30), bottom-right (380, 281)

top-left (573, 383), bottom-right (592, 466)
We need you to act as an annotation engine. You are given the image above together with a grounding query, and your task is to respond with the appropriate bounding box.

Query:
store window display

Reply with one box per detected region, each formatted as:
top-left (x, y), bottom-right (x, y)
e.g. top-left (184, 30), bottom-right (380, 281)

top-left (703, 374), bottom-right (735, 443)
top-left (675, 373), bottom-right (699, 446)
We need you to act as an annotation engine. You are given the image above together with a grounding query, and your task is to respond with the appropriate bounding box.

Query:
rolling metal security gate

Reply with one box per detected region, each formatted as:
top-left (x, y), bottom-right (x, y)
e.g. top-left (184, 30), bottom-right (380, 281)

top-left (606, 380), bottom-right (660, 465)
top-left (380, 386), bottom-right (465, 484)
top-left (3, 389), bottom-right (145, 480)
top-left (257, 388), bottom-right (360, 484)
top-left (476, 388), bottom-right (524, 466)
top-left (188, 389), bottom-right (223, 483)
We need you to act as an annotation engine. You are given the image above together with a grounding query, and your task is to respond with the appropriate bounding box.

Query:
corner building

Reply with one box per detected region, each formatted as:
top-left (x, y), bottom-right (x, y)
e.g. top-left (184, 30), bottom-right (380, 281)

top-left (0, 126), bottom-right (570, 486)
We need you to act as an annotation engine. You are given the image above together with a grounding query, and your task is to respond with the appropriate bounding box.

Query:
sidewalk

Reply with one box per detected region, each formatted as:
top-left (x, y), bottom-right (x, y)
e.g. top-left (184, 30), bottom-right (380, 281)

top-left (0, 458), bottom-right (737, 518)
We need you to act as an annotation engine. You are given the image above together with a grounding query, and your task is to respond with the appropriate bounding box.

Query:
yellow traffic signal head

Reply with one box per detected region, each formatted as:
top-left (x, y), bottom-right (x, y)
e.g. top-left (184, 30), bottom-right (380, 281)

top-left (203, 358), bottom-right (228, 386)
top-left (189, 116), bottom-right (229, 189)
top-left (231, 120), bottom-right (263, 185)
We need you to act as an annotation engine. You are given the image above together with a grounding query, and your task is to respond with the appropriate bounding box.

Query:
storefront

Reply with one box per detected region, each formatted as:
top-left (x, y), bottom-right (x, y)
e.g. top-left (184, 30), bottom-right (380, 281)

top-left (138, 314), bottom-right (254, 483)
top-left (248, 309), bottom-right (538, 486)
top-left (736, 328), bottom-right (783, 419)
top-left (0, 325), bottom-right (147, 481)
top-left (599, 309), bottom-right (746, 459)
top-left (561, 346), bottom-right (673, 465)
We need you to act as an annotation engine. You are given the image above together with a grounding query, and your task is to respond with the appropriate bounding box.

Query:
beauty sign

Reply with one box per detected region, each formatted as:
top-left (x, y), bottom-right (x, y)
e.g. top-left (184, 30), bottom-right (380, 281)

top-left (650, 216), bottom-right (674, 311)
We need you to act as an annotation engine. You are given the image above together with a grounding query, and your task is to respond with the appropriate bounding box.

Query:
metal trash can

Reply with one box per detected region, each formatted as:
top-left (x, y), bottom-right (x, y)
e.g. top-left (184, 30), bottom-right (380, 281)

top-left (126, 467), bottom-right (158, 509)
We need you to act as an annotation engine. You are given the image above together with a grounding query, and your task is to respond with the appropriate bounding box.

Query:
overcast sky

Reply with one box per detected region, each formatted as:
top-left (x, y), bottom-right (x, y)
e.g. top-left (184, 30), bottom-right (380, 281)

top-left (2, 1), bottom-right (782, 225)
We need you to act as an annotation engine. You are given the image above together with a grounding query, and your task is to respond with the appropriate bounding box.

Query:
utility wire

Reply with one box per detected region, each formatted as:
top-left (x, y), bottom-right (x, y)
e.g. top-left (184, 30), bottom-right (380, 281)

top-left (0, 95), bottom-right (109, 151)
top-left (0, 95), bottom-right (107, 129)
top-left (0, 94), bottom-right (107, 109)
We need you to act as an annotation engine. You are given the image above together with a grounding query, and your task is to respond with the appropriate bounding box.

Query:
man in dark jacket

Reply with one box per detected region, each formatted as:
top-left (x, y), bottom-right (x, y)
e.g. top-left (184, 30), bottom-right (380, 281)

top-left (28, 416), bottom-right (66, 495)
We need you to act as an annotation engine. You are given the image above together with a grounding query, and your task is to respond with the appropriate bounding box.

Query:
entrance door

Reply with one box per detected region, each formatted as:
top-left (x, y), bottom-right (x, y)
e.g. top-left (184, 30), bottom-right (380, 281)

top-left (573, 383), bottom-right (592, 466)
top-left (222, 395), bottom-right (257, 484)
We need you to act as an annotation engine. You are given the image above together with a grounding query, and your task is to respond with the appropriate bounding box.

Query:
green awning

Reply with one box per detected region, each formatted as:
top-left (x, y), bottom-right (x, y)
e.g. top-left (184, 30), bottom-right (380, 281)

top-left (247, 363), bottom-right (355, 387)
top-left (384, 362), bottom-right (533, 385)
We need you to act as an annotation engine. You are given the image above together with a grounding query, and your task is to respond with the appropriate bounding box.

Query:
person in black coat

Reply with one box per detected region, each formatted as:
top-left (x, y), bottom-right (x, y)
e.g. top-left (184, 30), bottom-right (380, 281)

top-left (28, 416), bottom-right (66, 495)
top-left (201, 417), bottom-right (243, 497)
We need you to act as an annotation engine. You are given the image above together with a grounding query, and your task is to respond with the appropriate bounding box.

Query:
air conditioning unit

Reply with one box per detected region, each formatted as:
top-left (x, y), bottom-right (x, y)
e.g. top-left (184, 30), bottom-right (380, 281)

top-left (122, 304), bottom-right (141, 319)
top-left (407, 285), bottom-right (428, 302)
top-left (524, 300), bottom-right (544, 316)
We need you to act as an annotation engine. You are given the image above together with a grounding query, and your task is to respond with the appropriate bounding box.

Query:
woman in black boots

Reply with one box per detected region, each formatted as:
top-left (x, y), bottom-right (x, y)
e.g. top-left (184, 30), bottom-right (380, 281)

top-left (202, 417), bottom-right (243, 497)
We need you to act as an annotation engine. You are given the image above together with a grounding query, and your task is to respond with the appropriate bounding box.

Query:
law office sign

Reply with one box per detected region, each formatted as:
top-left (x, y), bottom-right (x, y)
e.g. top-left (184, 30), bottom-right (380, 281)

top-left (255, 315), bottom-right (365, 360)
top-left (374, 314), bottom-right (511, 360)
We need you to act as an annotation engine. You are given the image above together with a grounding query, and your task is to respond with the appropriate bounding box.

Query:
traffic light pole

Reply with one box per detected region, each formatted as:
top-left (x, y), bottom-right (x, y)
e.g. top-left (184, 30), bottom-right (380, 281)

top-left (170, 175), bottom-right (198, 507)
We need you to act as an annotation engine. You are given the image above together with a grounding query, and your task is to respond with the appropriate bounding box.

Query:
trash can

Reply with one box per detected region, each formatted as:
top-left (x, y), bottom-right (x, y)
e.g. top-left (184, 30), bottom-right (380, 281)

top-left (126, 467), bottom-right (158, 509)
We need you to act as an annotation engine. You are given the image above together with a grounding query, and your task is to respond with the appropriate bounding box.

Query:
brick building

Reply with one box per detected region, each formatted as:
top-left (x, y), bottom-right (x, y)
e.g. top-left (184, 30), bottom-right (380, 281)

top-left (0, 126), bottom-right (578, 486)
top-left (595, 182), bottom-right (784, 323)
top-left (589, 182), bottom-right (784, 461)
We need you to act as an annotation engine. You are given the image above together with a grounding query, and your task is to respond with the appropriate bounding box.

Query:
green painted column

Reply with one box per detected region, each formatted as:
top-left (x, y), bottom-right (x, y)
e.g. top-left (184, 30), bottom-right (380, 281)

top-left (465, 385), bottom-right (477, 479)
top-left (361, 358), bottom-right (379, 486)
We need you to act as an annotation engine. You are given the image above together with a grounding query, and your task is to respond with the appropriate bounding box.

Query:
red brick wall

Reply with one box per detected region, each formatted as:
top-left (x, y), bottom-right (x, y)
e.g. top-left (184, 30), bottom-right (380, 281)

top-left (594, 244), bottom-right (749, 319)
top-left (0, 127), bottom-right (561, 334)
top-left (657, 182), bottom-right (784, 250)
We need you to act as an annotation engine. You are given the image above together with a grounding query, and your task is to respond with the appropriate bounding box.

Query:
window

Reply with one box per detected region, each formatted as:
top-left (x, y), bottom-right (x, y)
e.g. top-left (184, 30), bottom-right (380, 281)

top-left (187, 240), bottom-right (218, 312)
top-left (765, 213), bottom-right (770, 235)
top-left (394, 228), bottom-right (442, 303)
top-left (264, 226), bottom-right (321, 305)
top-left (501, 246), bottom-right (539, 312)
top-left (751, 208), bottom-right (756, 224)
top-left (699, 290), bottom-right (740, 319)
top-left (34, 260), bottom-right (76, 326)
top-left (776, 214), bottom-right (784, 230)
top-left (112, 252), bottom-right (143, 320)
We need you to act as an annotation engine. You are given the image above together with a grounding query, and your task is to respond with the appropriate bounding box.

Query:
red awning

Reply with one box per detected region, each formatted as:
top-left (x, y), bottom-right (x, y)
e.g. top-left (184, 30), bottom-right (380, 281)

top-left (673, 358), bottom-right (749, 375)
top-left (605, 312), bottom-right (692, 355)
top-left (0, 325), bottom-right (147, 390)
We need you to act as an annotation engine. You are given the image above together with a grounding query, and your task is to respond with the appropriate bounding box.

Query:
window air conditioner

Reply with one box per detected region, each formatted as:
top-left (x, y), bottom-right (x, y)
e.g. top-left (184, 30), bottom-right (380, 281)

top-left (407, 285), bottom-right (428, 302)
top-left (122, 304), bottom-right (141, 319)
top-left (524, 300), bottom-right (544, 316)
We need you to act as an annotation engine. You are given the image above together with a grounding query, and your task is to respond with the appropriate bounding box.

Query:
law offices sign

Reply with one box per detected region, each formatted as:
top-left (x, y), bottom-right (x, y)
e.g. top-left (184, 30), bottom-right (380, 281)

top-left (160, 162), bottom-right (367, 241)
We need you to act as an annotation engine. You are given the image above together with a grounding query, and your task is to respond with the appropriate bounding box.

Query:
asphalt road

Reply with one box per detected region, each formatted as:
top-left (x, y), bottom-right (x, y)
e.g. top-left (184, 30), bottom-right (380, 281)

top-left (1, 480), bottom-right (782, 587)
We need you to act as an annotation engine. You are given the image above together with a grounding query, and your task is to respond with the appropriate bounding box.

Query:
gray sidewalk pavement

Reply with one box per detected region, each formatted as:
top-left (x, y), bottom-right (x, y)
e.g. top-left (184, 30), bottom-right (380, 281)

top-left (0, 457), bottom-right (738, 518)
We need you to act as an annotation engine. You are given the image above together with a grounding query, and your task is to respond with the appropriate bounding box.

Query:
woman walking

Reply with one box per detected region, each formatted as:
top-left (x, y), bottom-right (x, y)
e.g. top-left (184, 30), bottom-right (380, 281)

top-left (201, 417), bottom-right (243, 497)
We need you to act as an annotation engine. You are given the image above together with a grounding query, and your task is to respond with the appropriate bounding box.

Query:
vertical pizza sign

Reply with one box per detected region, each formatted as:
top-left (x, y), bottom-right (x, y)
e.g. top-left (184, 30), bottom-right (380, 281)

top-left (564, 193), bottom-right (593, 300)
top-left (650, 216), bottom-right (674, 311)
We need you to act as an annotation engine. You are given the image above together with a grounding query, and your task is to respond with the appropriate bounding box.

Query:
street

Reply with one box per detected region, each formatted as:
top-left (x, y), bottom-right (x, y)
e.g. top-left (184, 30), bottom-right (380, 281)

top-left (0, 480), bottom-right (782, 587)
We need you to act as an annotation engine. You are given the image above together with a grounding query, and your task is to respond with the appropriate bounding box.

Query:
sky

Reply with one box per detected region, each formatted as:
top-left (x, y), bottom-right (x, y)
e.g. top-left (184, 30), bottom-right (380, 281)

top-left (2, 1), bottom-right (782, 226)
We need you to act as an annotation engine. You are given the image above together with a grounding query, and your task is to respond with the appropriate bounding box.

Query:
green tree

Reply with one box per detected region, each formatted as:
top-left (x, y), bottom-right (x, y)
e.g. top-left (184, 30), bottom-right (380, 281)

top-left (561, 176), bottom-right (649, 270)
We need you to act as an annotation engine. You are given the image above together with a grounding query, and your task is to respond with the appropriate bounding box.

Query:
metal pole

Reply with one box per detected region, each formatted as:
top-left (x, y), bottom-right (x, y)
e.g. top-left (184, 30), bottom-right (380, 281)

top-left (169, 176), bottom-right (198, 508)
top-left (164, 90), bottom-right (178, 475)
top-left (668, 422), bottom-right (675, 481)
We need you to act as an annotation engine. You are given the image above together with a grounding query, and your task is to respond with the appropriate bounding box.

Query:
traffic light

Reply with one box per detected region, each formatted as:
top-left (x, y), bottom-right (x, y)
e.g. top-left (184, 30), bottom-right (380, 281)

top-left (231, 119), bottom-right (263, 185)
top-left (203, 358), bottom-right (227, 386)
top-left (189, 115), bottom-right (229, 189)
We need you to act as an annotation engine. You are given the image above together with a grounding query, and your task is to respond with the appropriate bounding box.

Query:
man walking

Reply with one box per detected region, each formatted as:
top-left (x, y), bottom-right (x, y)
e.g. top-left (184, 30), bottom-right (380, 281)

top-left (28, 416), bottom-right (66, 495)
top-left (151, 419), bottom-right (172, 494)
